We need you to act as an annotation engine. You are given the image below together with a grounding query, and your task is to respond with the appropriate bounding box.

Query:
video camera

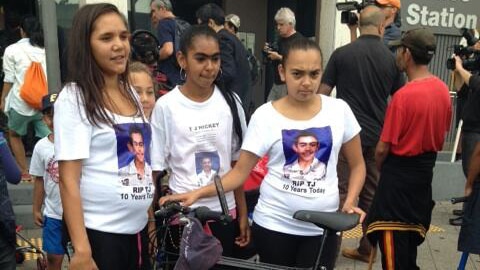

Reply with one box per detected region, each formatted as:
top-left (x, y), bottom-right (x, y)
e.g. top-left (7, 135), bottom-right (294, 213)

top-left (446, 28), bottom-right (480, 71)
top-left (336, 0), bottom-right (375, 25)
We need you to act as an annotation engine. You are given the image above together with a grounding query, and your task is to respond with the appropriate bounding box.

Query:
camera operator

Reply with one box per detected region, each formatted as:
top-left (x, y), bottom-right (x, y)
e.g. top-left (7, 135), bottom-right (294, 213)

top-left (348, 0), bottom-right (401, 53)
top-left (265, 7), bottom-right (303, 101)
top-left (454, 55), bottom-right (480, 260)
top-left (453, 29), bottom-right (480, 126)
top-left (453, 55), bottom-right (480, 189)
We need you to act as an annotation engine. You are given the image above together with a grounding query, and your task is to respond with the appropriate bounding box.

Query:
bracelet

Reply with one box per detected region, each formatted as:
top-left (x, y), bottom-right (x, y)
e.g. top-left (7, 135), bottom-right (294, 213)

top-left (148, 218), bottom-right (156, 222)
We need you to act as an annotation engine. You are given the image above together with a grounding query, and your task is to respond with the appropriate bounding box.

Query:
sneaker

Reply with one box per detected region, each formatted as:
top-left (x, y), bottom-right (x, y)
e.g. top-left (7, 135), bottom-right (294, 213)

top-left (452, 209), bottom-right (464, 216)
top-left (342, 248), bottom-right (374, 263)
top-left (449, 216), bottom-right (463, 226)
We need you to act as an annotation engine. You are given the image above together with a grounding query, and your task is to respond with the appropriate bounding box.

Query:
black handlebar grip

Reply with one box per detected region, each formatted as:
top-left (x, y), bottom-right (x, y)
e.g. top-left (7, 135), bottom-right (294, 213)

top-left (155, 201), bottom-right (188, 219)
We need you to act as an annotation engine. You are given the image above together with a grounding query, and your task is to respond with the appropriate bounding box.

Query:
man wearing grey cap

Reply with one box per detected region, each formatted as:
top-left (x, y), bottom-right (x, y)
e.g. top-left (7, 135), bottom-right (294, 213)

top-left (365, 28), bottom-right (452, 268)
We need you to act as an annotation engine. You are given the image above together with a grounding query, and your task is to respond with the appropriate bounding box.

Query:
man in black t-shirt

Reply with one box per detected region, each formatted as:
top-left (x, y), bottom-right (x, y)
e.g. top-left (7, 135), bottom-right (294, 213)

top-left (265, 7), bottom-right (303, 101)
top-left (319, 5), bottom-right (404, 263)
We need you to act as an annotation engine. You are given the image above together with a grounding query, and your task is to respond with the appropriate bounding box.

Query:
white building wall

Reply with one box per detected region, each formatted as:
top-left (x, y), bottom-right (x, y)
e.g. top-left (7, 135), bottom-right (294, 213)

top-left (318, 0), bottom-right (361, 65)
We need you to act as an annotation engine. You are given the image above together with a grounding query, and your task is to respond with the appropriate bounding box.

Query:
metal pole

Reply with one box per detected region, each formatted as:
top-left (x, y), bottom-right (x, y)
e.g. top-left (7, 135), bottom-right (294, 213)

top-left (39, 0), bottom-right (61, 93)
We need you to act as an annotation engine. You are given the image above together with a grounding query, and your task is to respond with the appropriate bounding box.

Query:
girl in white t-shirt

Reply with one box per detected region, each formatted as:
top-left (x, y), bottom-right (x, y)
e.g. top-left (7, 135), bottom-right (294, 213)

top-left (161, 38), bottom-right (367, 269)
top-left (54, 4), bottom-right (153, 270)
top-left (150, 25), bottom-right (249, 257)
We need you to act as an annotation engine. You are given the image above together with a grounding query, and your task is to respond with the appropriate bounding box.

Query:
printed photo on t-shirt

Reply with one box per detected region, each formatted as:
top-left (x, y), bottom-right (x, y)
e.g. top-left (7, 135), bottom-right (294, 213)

top-left (281, 127), bottom-right (332, 196)
top-left (195, 151), bottom-right (220, 187)
top-left (46, 156), bottom-right (59, 184)
top-left (114, 123), bottom-right (153, 186)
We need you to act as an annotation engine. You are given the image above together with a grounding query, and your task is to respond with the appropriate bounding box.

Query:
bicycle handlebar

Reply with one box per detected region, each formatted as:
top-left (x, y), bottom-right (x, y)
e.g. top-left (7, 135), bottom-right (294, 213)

top-left (155, 201), bottom-right (189, 220)
top-left (155, 201), bottom-right (232, 224)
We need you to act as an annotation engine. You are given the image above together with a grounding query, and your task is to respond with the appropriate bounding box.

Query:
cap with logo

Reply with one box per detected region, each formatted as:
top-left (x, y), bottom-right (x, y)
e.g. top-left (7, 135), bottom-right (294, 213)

top-left (389, 27), bottom-right (436, 58)
top-left (225, 14), bottom-right (240, 29)
top-left (41, 93), bottom-right (58, 113)
top-left (375, 0), bottom-right (401, 9)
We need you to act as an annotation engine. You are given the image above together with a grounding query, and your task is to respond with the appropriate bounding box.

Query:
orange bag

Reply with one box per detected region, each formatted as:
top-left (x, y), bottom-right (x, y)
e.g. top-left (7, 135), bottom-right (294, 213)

top-left (19, 54), bottom-right (47, 110)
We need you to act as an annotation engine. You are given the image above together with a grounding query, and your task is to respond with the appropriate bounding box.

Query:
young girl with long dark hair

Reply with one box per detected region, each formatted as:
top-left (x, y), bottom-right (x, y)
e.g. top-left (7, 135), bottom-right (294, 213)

top-left (54, 4), bottom-right (153, 270)
top-left (150, 25), bottom-right (249, 257)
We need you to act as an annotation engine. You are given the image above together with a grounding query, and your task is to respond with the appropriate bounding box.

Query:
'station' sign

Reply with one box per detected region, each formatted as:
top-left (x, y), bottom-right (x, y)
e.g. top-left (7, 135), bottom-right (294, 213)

top-left (402, 0), bottom-right (479, 35)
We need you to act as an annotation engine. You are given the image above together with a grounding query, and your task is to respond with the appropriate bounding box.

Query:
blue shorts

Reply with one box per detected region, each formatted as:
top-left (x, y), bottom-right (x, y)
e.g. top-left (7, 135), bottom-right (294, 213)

top-left (42, 216), bottom-right (65, 255)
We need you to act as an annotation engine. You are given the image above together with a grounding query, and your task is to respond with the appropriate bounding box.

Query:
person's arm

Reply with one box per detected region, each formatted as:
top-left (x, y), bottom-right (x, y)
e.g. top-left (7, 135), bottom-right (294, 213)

top-left (348, 23), bottom-right (358, 42)
top-left (318, 51), bottom-right (337, 95)
top-left (454, 56), bottom-right (472, 85)
top-left (32, 176), bottom-right (45, 227)
top-left (318, 83), bottom-right (333, 96)
top-left (0, 82), bottom-right (12, 112)
top-left (159, 150), bottom-right (260, 207)
top-left (267, 50), bottom-right (282, 61)
top-left (465, 142), bottom-right (480, 197)
top-left (340, 134), bottom-right (366, 222)
top-left (233, 186), bottom-right (250, 247)
top-left (159, 42), bottom-right (174, 61)
top-left (59, 160), bottom-right (98, 270)
top-left (375, 140), bottom-right (390, 171)
top-left (0, 132), bottom-right (21, 184)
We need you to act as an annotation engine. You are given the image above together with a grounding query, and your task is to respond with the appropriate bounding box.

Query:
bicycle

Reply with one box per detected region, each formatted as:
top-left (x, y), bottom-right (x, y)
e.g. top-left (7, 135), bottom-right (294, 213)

top-left (151, 201), bottom-right (359, 270)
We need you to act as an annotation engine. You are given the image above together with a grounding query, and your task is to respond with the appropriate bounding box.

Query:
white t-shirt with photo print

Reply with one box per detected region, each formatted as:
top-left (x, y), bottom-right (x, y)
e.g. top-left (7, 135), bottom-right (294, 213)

top-left (29, 136), bottom-right (62, 220)
top-left (54, 84), bottom-right (154, 234)
top-left (151, 85), bottom-right (247, 212)
top-left (242, 95), bottom-right (361, 236)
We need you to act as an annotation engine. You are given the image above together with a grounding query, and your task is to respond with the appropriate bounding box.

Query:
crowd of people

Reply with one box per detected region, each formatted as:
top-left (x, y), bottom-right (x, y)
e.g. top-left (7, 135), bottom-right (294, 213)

top-left (0, 0), bottom-right (479, 270)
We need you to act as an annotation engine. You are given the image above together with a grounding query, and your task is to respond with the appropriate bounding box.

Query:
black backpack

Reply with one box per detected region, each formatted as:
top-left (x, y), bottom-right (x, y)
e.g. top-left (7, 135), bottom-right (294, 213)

top-left (173, 18), bottom-right (191, 60)
top-left (246, 49), bottom-right (261, 86)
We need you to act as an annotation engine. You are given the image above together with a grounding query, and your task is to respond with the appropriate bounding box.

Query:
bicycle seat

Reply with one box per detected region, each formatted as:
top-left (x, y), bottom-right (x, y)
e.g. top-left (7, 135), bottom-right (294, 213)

top-left (293, 211), bottom-right (359, 232)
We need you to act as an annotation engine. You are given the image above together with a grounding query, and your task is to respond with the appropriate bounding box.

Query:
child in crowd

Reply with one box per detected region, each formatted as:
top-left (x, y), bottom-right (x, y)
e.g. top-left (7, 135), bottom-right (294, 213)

top-left (31, 93), bottom-right (64, 270)
top-left (150, 25), bottom-right (250, 257)
top-left (54, 4), bottom-right (153, 270)
top-left (161, 37), bottom-right (366, 269)
top-left (0, 131), bottom-right (21, 270)
top-left (129, 62), bottom-right (156, 119)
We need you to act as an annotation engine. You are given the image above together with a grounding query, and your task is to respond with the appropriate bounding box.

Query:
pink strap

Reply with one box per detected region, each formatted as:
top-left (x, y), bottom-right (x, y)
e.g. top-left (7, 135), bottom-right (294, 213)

top-left (137, 233), bottom-right (142, 268)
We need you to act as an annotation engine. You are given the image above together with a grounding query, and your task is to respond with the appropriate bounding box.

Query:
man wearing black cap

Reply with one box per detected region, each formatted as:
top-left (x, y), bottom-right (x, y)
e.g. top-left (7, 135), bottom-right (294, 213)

top-left (365, 28), bottom-right (452, 268)
top-left (319, 5), bottom-right (403, 263)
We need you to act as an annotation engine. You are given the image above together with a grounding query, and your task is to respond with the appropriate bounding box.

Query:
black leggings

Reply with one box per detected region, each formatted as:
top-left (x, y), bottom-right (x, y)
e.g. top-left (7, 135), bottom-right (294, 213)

top-left (251, 222), bottom-right (338, 269)
top-left (86, 228), bottom-right (141, 270)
